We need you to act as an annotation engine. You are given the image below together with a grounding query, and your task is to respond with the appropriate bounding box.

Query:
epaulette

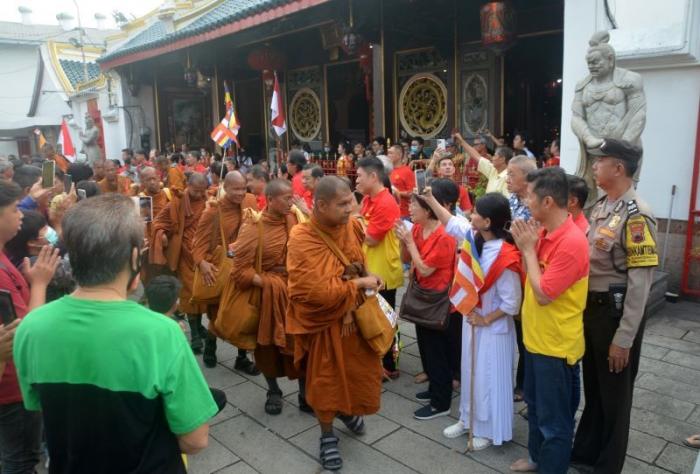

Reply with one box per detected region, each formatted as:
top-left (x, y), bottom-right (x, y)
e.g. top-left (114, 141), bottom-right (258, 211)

top-left (626, 199), bottom-right (639, 216)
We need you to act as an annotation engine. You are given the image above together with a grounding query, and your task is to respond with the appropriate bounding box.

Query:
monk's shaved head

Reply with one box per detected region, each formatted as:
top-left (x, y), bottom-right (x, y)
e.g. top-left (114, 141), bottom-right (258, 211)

top-left (188, 172), bottom-right (207, 187)
top-left (265, 178), bottom-right (292, 199)
top-left (224, 170), bottom-right (246, 186)
top-left (314, 176), bottom-right (351, 203)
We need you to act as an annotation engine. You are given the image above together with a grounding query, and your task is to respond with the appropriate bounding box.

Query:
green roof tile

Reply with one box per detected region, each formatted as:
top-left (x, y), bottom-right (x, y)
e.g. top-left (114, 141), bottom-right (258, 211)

top-left (59, 59), bottom-right (101, 88)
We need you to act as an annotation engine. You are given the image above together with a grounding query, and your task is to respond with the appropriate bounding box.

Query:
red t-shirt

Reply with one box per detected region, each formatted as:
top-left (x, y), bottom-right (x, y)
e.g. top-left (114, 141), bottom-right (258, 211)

top-left (361, 188), bottom-right (400, 241)
top-left (545, 156), bottom-right (560, 167)
top-left (302, 189), bottom-right (314, 210)
top-left (256, 194), bottom-right (267, 210)
top-left (390, 165), bottom-right (416, 218)
top-left (572, 212), bottom-right (589, 235)
top-left (291, 173), bottom-right (305, 198)
top-left (0, 252), bottom-right (29, 404)
top-left (458, 186), bottom-right (472, 212)
top-left (412, 224), bottom-right (456, 291)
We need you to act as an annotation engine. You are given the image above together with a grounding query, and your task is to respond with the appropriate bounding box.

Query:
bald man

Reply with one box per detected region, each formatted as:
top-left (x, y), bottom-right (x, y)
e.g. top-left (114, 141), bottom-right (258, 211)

top-left (98, 160), bottom-right (132, 195)
top-left (137, 166), bottom-right (173, 283)
top-left (150, 173), bottom-right (209, 353)
top-left (287, 176), bottom-right (383, 471)
top-left (192, 171), bottom-right (259, 371)
top-left (155, 155), bottom-right (186, 195)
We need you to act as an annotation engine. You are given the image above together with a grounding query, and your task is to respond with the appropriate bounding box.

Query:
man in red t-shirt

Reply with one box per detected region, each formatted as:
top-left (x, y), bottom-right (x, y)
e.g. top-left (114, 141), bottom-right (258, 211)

top-left (0, 180), bottom-right (59, 472)
top-left (301, 164), bottom-right (324, 211)
top-left (566, 174), bottom-right (589, 235)
top-left (435, 155), bottom-right (472, 213)
top-left (388, 145), bottom-right (415, 219)
top-left (287, 150), bottom-right (307, 199)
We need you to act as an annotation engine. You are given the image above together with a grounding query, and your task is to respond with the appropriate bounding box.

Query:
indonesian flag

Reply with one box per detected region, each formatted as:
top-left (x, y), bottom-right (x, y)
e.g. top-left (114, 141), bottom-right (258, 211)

top-left (271, 72), bottom-right (286, 137)
top-left (57, 118), bottom-right (76, 162)
top-left (449, 230), bottom-right (484, 315)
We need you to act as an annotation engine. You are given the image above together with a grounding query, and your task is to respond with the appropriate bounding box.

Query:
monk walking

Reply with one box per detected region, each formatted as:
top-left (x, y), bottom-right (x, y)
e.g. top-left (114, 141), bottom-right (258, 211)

top-left (287, 176), bottom-right (383, 471)
top-left (192, 171), bottom-right (259, 372)
top-left (231, 179), bottom-right (311, 414)
top-left (150, 173), bottom-right (208, 353)
top-left (138, 166), bottom-right (172, 284)
top-left (98, 160), bottom-right (132, 195)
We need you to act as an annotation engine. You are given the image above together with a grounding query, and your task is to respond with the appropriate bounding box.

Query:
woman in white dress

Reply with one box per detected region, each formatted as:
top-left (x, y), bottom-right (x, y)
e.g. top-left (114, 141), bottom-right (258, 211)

top-left (424, 191), bottom-right (522, 450)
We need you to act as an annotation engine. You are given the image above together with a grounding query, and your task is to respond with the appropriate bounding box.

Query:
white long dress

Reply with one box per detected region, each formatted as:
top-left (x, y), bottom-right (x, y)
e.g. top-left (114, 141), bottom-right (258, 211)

top-left (445, 217), bottom-right (521, 445)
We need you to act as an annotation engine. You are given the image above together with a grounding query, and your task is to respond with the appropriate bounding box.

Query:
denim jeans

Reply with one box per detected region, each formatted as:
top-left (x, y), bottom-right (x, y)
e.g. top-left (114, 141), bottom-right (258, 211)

top-left (571, 362), bottom-right (581, 419)
top-left (0, 402), bottom-right (42, 474)
top-left (524, 351), bottom-right (574, 474)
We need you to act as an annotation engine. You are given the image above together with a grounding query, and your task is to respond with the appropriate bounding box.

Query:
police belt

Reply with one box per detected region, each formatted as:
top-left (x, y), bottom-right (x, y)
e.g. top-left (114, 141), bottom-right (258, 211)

top-left (587, 291), bottom-right (610, 306)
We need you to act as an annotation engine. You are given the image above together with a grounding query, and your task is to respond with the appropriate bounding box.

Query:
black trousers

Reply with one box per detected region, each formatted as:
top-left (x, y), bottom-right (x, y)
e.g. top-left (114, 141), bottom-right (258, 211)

top-left (447, 312), bottom-right (462, 381)
top-left (380, 289), bottom-right (398, 372)
top-left (572, 298), bottom-right (646, 474)
top-left (514, 317), bottom-right (525, 392)
top-left (415, 312), bottom-right (460, 411)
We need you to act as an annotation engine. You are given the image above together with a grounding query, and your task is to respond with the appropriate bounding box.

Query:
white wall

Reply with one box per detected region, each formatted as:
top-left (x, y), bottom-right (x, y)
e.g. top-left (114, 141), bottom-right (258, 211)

top-left (561, 0), bottom-right (700, 220)
top-left (0, 141), bottom-right (18, 156)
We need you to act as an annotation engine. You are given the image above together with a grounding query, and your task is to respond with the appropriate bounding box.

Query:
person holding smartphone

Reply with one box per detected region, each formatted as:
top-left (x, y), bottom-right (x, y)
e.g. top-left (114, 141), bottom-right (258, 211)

top-left (0, 180), bottom-right (59, 473)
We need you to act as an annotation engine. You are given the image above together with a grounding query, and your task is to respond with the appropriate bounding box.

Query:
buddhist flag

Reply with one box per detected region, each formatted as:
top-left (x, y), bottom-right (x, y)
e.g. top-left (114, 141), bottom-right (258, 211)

top-left (270, 72), bottom-right (286, 137)
top-left (33, 128), bottom-right (46, 149)
top-left (210, 82), bottom-right (239, 149)
top-left (57, 118), bottom-right (75, 162)
top-left (449, 230), bottom-right (484, 315)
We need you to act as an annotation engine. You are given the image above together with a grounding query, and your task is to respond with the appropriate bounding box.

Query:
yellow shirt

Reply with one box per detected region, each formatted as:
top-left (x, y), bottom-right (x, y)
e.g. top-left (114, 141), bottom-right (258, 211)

top-left (477, 157), bottom-right (509, 197)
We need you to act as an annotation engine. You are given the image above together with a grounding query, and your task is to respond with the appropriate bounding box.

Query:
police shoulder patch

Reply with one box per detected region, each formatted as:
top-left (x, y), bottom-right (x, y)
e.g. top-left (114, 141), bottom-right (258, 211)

top-left (625, 214), bottom-right (658, 268)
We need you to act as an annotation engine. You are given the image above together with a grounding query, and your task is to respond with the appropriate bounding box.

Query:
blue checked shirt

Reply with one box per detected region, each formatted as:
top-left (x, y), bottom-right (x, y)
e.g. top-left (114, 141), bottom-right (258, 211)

top-left (509, 194), bottom-right (531, 221)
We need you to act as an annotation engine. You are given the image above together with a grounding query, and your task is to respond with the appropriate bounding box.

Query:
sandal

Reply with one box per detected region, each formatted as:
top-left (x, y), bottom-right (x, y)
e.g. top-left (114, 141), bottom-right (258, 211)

top-left (264, 390), bottom-right (283, 415)
top-left (513, 389), bottom-right (524, 403)
top-left (414, 372), bottom-right (428, 384)
top-left (234, 356), bottom-right (261, 376)
top-left (338, 414), bottom-right (365, 435)
top-left (319, 434), bottom-right (342, 471)
top-left (684, 434), bottom-right (700, 449)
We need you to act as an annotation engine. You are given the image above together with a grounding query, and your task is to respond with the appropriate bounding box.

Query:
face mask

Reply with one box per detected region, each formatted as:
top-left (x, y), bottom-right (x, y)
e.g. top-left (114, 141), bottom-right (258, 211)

top-left (45, 227), bottom-right (59, 246)
top-left (410, 146), bottom-right (418, 153)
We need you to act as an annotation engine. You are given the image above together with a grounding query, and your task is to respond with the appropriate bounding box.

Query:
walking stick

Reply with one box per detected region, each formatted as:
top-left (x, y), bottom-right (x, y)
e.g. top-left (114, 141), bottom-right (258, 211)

top-left (467, 322), bottom-right (475, 452)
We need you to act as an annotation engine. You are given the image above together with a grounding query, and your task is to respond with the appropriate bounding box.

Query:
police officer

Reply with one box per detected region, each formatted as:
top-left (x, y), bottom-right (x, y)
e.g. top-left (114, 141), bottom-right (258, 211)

top-left (572, 139), bottom-right (658, 473)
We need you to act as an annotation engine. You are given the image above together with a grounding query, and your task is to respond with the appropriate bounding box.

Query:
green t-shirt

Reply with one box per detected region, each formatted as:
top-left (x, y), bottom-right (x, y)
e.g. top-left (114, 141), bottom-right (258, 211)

top-left (14, 296), bottom-right (218, 473)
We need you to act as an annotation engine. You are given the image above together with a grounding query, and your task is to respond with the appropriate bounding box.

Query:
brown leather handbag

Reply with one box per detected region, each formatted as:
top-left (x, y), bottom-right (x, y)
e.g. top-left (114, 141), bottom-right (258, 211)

top-left (399, 273), bottom-right (451, 331)
top-left (214, 220), bottom-right (264, 350)
top-left (309, 222), bottom-right (395, 356)
top-left (191, 207), bottom-right (232, 304)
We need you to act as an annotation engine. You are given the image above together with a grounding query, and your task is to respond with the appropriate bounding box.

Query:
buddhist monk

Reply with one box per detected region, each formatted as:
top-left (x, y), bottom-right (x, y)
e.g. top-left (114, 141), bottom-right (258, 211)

top-left (231, 179), bottom-right (310, 415)
top-left (150, 172), bottom-right (208, 353)
top-left (155, 155), bottom-right (186, 195)
top-left (98, 159), bottom-right (132, 195)
top-left (41, 143), bottom-right (71, 173)
top-left (91, 159), bottom-right (106, 182)
top-left (192, 170), bottom-right (258, 373)
top-left (137, 166), bottom-right (172, 283)
top-left (286, 176), bottom-right (383, 471)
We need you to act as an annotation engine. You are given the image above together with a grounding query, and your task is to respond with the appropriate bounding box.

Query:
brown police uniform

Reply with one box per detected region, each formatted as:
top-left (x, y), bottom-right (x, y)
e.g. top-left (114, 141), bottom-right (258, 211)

top-left (572, 140), bottom-right (658, 474)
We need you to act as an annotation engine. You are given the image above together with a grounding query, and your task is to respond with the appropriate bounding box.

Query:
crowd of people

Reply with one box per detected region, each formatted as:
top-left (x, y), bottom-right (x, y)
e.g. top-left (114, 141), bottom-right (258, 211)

top-left (0, 129), bottom-right (660, 473)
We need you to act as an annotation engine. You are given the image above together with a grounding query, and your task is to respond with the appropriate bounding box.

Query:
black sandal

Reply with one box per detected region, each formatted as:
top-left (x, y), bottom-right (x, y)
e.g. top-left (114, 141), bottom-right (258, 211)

top-left (319, 434), bottom-right (342, 471)
top-left (338, 414), bottom-right (365, 435)
top-left (234, 356), bottom-right (261, 376)
top-left (265, 390), bottom-right (283, 415)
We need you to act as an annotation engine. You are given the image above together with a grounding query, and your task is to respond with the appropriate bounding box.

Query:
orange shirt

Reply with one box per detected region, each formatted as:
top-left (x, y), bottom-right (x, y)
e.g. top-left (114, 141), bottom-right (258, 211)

top-left (291, 173), bottom-right (305, 198)
top-left (361, 188), bottom-right (400, 241)
top-left (572, 212), bottom-right (589, 235)
top-left (389, 165), bottom-right (415, 218)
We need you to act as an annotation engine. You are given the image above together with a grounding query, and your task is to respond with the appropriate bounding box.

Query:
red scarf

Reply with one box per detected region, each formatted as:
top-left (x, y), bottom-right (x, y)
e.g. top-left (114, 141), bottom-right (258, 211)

top-left (478, 242), bottom-right (523, 301)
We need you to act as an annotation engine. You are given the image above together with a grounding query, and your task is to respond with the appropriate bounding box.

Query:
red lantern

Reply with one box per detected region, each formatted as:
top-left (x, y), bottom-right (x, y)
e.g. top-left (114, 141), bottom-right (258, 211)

top-left (480, 1), bottom-right (517, 54)
top-left (247, 46), bottom-right (286, 72)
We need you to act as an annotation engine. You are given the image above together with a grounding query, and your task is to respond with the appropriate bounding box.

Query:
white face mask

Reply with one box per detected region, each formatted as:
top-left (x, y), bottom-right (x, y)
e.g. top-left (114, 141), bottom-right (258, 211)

top-left (45, 226), bottom-right (59, 246)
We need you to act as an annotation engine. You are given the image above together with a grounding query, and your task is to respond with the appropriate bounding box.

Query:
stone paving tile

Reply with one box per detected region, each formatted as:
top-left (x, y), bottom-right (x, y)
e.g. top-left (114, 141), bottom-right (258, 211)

top-left (210, 402), bottom-right (241, 427)
top-left (654, 442), bottom-right (699, 474)
top-left (188, 437), bottom-right (240, 474)
top-left (636, 373), bottom-right (700, 405)
top-left (621, 455), bottom-right (675, 474)
top-left (402, 340), bottom-right (421, 358)
top-left (687, 406), bottom-right (700, 425)
top-left (210, 415), bottom-right (316, 473)
top-left (639, 357), bottom-right (700, 388)
top-left (289, 425), bottom-right (415, 473)
top-left (630, 407), bottom-right (700, 444)
top-left (645, 322), bottom-right (689, 340)
top-left (398, 321), bottom-right (417, 339)
top-left (467, 441), bottom-right (530, 473)
top-left (398, 352), bottom-right (424, 377)
top-left (198, 359), bottom-right (248, 390)
top-left (662, 349), bottom-right (700, 371)
top-left (632, 387), bottom-right (696, 421)
top-left (683, 330), bottom-right (700, 344)
top-left (644, 334), bottom-right (700, 355)
top-left (626, 428), bottom-right (668, 464)
top-left (336, 413), bottom-right (401, 445)
top-left (213, 461), bottom-right (259, 473)
top-left (222, 381), bottom-right (316, 439)
top-left (374, 428), bottom-right (498, 473)
top-left (640, 343), bottom-right (671, 360)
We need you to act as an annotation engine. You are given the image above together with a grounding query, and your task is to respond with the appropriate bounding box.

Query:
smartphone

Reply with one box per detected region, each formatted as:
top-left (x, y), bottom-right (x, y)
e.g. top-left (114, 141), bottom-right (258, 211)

top-left (63, 174), bottom-right (72, 194)
top-left (77, 189), bottom-right (87, 201)
top-left (415, 169), bottom-right (426, 194)
top-left (0, 290), bottom-right (17, 326)
top-left (139, 196), bottom-right (153, 223)
top-left (41, 160), bottom-right (55, 188)
top-left (437, 139), bottom-right (446, 149)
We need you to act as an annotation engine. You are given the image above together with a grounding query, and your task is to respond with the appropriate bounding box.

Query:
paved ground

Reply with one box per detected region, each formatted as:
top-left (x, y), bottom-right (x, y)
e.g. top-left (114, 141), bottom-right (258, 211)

top-left (188, 300), bottom-right (700, 474)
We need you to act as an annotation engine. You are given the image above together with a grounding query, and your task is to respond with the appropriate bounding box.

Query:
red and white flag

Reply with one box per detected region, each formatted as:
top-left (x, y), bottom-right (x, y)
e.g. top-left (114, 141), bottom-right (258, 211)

top-left (270, 72), bottom-right (286, 137)
top-left (57, 118), bottom-right (76, 162)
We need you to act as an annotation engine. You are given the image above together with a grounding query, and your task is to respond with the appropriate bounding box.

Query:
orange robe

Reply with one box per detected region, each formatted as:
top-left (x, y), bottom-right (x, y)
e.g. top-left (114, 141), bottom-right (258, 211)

top-left (49, 154), bottom-right (70, 173)
top-left (150, 192), bottom-right (207, 314)
top-left (166, 167), bottom-right (186, 194)
top-left (97, 176), bottom-right (132, 195)
top-left (139, 188), bottom-right (172, 284)
top-left (232, 210), bottom-right (301, 379)
top-left (286, 217), bottom-right (382, 422)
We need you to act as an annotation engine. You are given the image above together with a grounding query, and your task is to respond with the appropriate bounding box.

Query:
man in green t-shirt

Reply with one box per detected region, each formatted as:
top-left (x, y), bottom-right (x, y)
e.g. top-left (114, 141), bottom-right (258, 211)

top-left (14, 194), bottom-right (218, 473)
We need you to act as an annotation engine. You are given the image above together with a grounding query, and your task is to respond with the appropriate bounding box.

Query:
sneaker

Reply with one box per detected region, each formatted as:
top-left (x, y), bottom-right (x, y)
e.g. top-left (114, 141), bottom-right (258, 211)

top-left (413, 404), bottom-right (450, 420)
top-left (471, 437), bottom-right (492, 451)
top-left (415, 391), bottom-right (431, 403)
top-left (443, 421), bottom-right (469, 439)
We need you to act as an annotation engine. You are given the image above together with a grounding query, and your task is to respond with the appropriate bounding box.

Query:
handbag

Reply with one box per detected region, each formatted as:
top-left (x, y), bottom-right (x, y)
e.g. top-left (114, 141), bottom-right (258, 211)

top-left (399, 272), bottom-right (451, 330)
top-left (191, 207), bottom-right (232, 304)
top-left (213, 220), bottom-right (264, 350)
top-left (309, 222), bottom-right (395, 356)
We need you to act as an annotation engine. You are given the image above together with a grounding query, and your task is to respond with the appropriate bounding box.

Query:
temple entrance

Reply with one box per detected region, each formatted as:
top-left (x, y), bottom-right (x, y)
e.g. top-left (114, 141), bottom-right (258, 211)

top-left (234, 78), bottom-right (265, 160)
top-left (325, 60), bottom-right (370, 150)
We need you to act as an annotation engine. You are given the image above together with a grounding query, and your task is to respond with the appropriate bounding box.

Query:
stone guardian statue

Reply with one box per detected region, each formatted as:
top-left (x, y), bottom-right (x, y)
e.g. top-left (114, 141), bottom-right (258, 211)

top-left (79, 114), bottom-right (102, 165)
top-left (571, 31), bottom-right (646, 206)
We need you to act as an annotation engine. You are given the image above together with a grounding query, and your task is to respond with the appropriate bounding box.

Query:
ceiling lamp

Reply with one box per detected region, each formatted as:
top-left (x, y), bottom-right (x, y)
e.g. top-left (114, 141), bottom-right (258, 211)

top-left (480, 1), bottom-right (517, 55)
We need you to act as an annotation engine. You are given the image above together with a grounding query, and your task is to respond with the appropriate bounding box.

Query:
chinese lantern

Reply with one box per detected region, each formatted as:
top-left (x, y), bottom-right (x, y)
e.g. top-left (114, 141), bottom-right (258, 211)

top-left (480, 1), bottom-right (517, 54)
top-left (247, 46), bottom-right (286, 88)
